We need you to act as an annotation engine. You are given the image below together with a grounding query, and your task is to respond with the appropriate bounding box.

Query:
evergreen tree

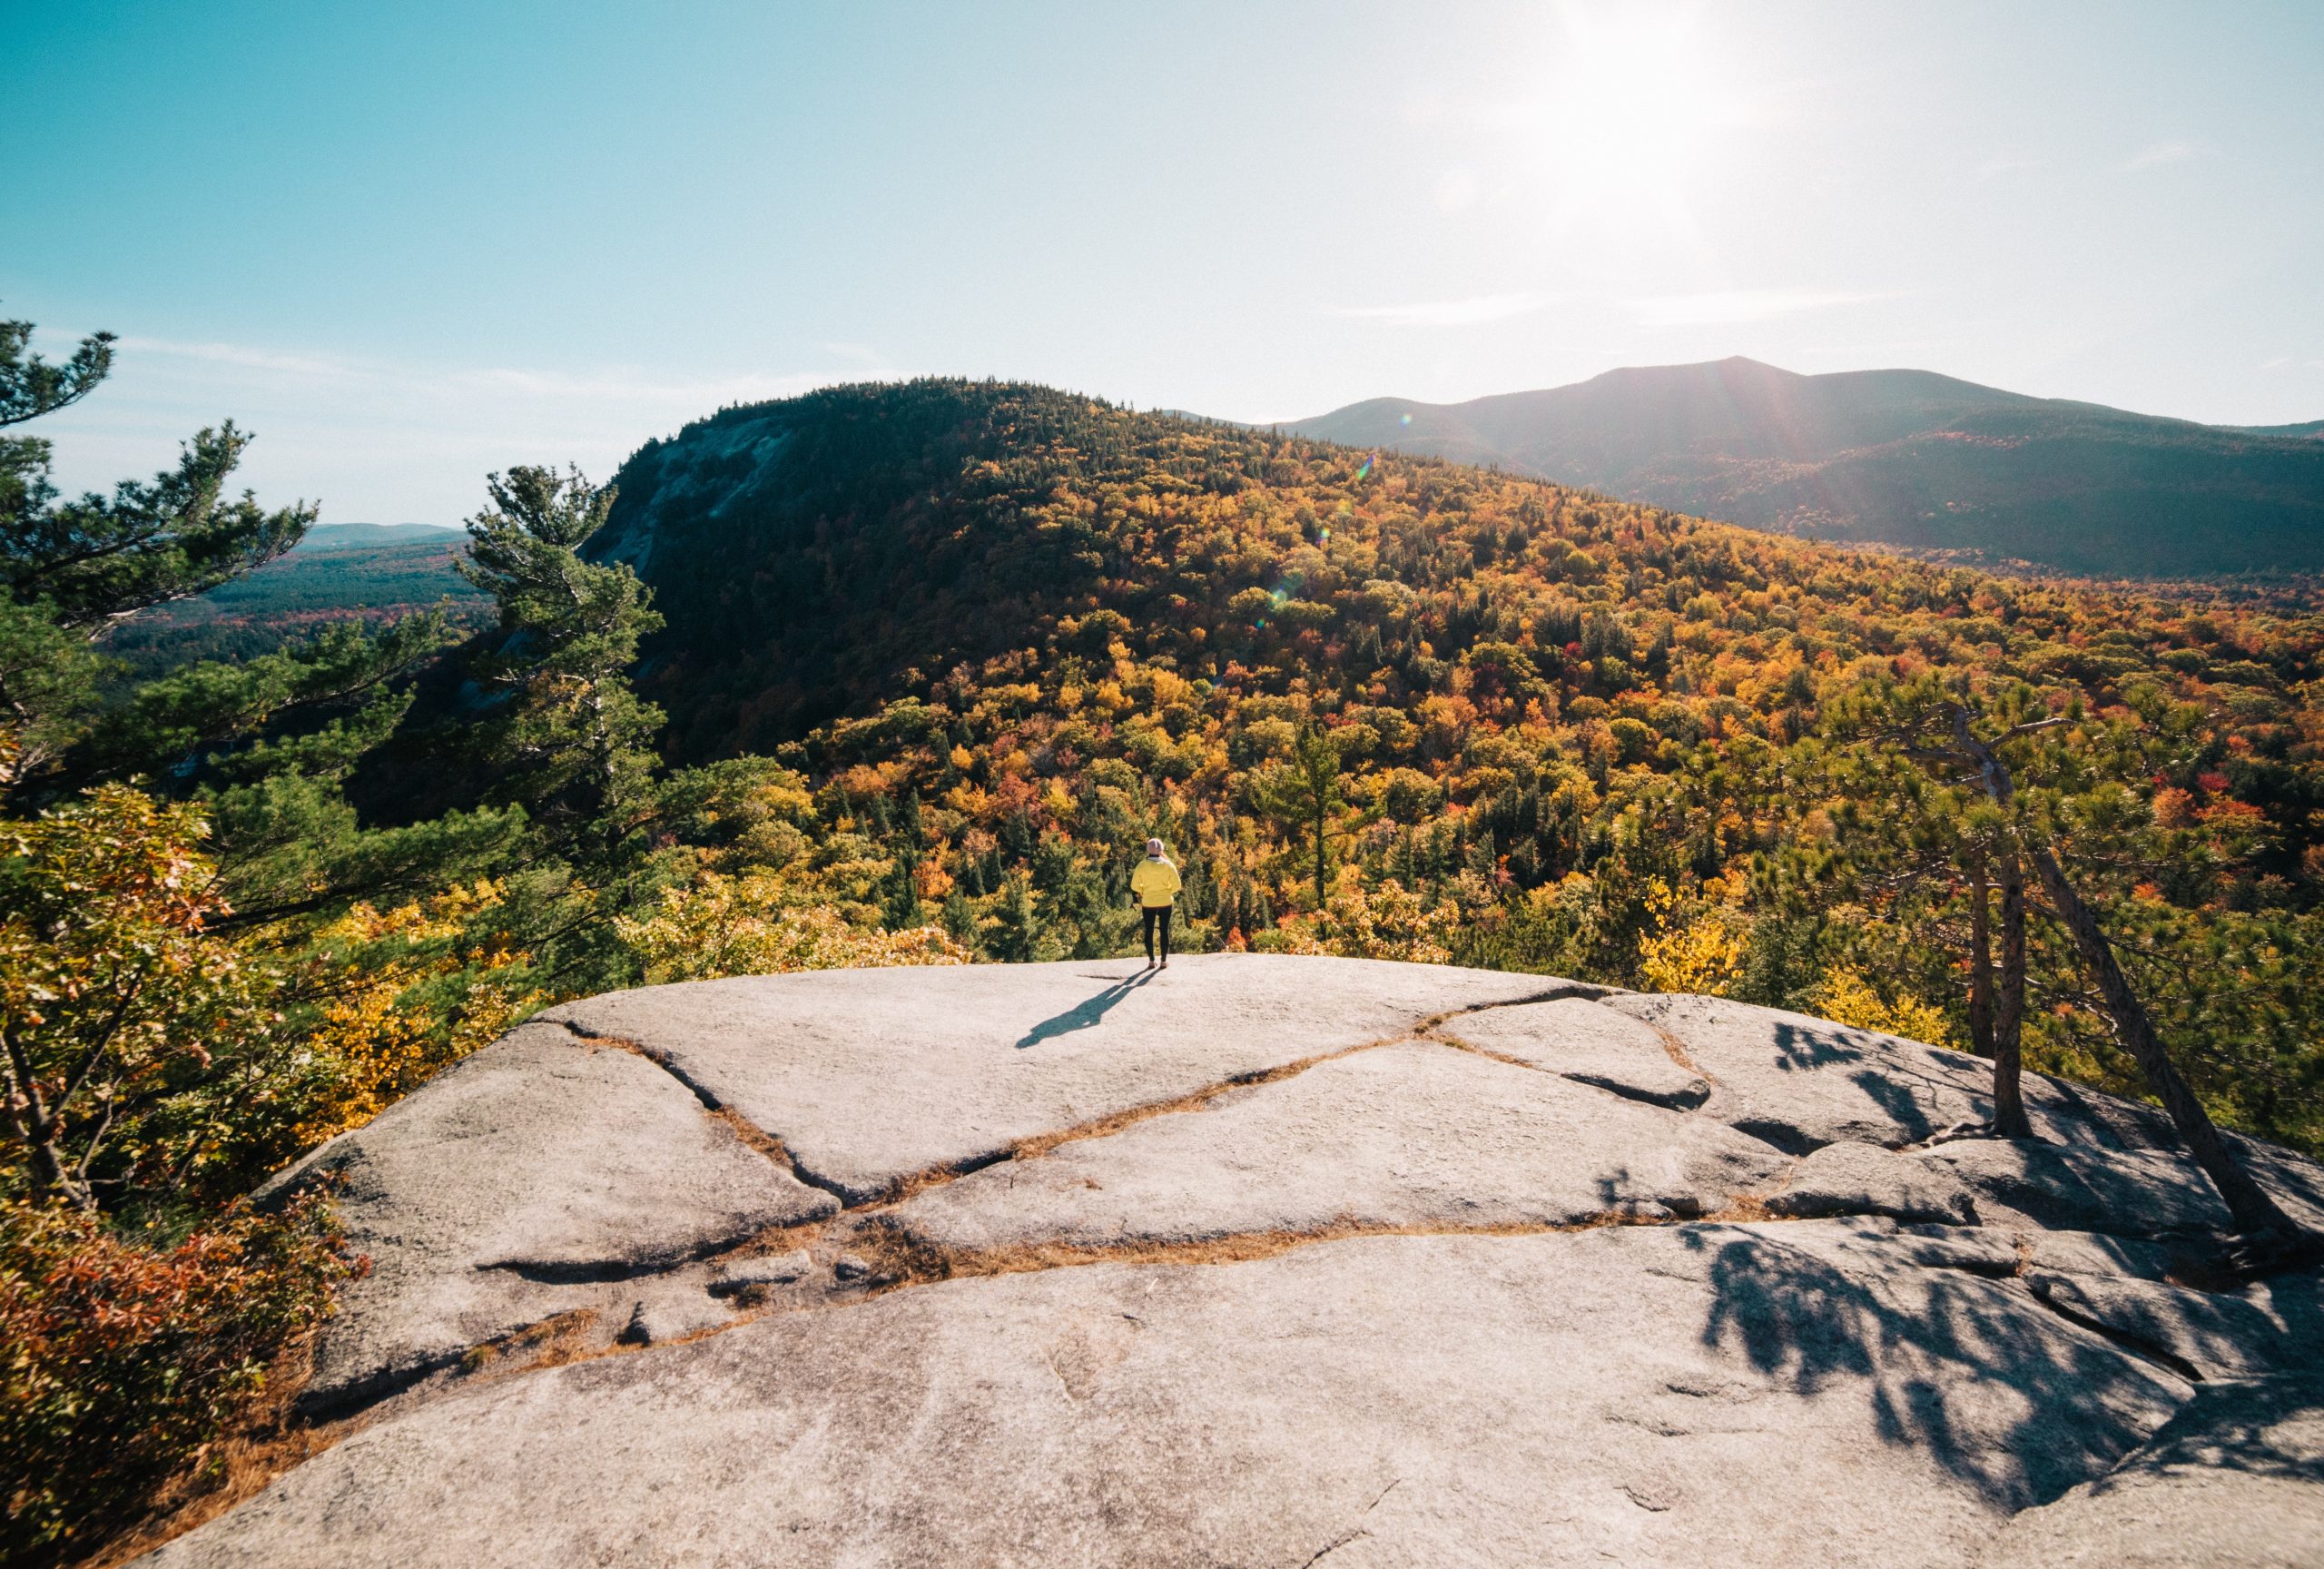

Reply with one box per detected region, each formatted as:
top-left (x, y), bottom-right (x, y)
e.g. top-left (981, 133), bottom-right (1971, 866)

top-left (1250, 725), bottom-right (1347, 907)
top-left (4, 317), bottom-right (310, 635)
top-left (458, 467), bottom-right (666, 839)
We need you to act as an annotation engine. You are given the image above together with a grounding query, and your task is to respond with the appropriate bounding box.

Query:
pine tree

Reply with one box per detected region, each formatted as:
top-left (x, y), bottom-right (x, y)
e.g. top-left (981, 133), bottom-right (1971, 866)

top-left (4, 318), bottom-right (310, 635)
top-left (1250, 725), bottom-right (1346, 907)
top-left (458, 467), bottom-right (666, 839)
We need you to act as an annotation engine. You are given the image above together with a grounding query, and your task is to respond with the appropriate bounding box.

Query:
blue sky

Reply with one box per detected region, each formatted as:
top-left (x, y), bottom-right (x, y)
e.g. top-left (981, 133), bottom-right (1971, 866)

top-left (5, 0), bottom-right (2320, 522)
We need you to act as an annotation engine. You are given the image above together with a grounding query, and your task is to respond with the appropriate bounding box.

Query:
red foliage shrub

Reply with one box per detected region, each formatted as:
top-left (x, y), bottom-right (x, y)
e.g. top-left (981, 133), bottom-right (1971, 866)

top-left (0, 1196), bottom-right (354, 1565)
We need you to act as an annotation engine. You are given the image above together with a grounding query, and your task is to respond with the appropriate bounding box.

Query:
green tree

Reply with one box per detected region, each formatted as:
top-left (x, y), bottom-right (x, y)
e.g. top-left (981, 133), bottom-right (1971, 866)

top-left (458, 467), bottom-right (665, 837)
top-left (3, 315), bottom-right (309, 635)
top-left (1249, 724), bottom-right (1348, 907)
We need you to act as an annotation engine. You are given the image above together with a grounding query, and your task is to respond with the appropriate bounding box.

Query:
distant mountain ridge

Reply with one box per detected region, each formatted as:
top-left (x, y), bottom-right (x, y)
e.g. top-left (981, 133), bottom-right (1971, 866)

top-left (102, 520), bottom-right (484, 674)
top-left (290, 521), bottom-right (464, 551)
top-left (1287, 358), bottom-right (2324, 577)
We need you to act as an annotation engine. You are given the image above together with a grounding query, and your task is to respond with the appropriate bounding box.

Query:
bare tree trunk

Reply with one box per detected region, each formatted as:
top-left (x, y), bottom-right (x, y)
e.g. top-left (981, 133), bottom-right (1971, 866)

top-left (1944, 705), bottom-right (2281, 1226)
top-left (1992, 850), bottom-right (2033, 1139)
top-left (1, 1026), bottom-right (83, 1209)
top-left (2028, 845), bottom-right (2292, 1236)
top-left (1965, 850), bottom-right (1995, 1058)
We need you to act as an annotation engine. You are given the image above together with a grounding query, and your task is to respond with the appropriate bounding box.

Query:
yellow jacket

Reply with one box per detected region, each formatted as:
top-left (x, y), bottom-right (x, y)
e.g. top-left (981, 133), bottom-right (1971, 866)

top-left (1130, 857), bottom-right (1181, 908)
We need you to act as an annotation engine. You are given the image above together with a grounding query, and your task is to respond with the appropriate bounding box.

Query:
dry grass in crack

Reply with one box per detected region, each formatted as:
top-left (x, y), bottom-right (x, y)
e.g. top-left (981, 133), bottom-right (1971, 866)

top-left (1643, 1021), bottom-right (1708, 1079)
top-left (929, 1031), bottom-right (1448, 1183)
top-left (1700, 1194), bottom-right (1779, 1224)
top-left (707, 1105), bottom-right (803, 1169)
top-left (1425, 1030), bottom-right (1537, 1071)
top-left (458, 1308), bottom-right (603, 1378)
top-left (849, 1206), bottom-right (1756, 1293)
top-left (1006, 1053), bottom-right (1337, 1162)
top-left (705, 1215), bottom-right (832, 1267)
top-left (558, 1023), bottom-right (649, 1057)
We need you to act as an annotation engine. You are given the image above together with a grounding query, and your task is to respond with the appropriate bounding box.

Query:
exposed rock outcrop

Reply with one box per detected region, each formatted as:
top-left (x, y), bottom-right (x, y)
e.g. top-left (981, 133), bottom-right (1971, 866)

top-left (146, 956), bottom-right (2324, 1566)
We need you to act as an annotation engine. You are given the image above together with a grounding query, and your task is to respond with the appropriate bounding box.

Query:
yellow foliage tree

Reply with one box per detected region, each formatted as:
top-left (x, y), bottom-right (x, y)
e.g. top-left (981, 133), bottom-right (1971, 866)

top-left (293, 882), bottom-right (540, 1144)
top-left (1636, 879), bottom-right (1745, 995)
top-left (1272, 875), bottom-right (1456, 964)
top-left (615, 871), bottom-right (969, 984)
top-left (1808, 967), bottom-right (1957, 1049)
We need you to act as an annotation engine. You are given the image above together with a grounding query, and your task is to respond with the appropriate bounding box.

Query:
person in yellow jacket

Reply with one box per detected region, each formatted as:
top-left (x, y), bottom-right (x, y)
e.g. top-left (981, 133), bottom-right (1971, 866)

top-left (1129, 837), bottom-right (1181, 968)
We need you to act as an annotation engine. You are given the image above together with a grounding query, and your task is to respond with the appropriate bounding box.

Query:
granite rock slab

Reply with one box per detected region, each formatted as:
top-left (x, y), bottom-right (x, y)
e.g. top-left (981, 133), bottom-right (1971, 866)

top-left (542, 954), bottom-right (1565, 1201)
top-left (890, 1041), bottom-right (1788, 1252)
top-left (141, 1223), bottom-right (2192, 1569)
top-left (1439, 994), bottom-right (1710, 1108)
top-left (259, 1022), bottom-right (834, 1410)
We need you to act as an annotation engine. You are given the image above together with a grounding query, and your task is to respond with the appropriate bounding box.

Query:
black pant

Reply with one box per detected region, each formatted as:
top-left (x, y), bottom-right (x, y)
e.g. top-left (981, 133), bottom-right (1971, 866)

top-left (1141, 905), bottom-right (1173, 962)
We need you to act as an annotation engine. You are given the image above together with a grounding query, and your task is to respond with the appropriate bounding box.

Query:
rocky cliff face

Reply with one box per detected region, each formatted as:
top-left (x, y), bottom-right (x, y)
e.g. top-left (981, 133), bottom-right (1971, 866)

top-left (140, 956), bottom-right (2324, 1566)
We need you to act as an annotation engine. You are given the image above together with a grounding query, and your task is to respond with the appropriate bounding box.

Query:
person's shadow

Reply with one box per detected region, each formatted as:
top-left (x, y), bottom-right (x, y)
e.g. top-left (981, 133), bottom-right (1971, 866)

top-left (1016, 969), bottom-right (1157, 1049)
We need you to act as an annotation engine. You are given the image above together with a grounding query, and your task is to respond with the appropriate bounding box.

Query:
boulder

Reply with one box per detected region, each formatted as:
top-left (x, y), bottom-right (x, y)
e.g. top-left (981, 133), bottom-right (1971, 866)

top-left (889, 1041), bottom-right (1787, 1253)
top-left (1764, 1140), bottom-right (1981, 1226)
top-left (1599, 993), bottom-right (2001, 1150)
top-left (1924, 1140), bottom-right (2235, 1237)
top-left (1978, 1373), bottom-right (2324, 1567)
top-left (258, 1022), bottom-right (837, 1411)
top-left (2024, 1271), bottom-right (2324, 1382)
top-left (709, 1248), bottom-right (816, 1297)
top-left (2024, 1229), bottom-right (2204, 1283)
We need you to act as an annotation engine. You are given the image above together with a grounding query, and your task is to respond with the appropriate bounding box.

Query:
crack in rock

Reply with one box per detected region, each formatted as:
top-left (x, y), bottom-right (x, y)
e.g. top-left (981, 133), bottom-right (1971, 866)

top-left (2020, 1276), bottom-right (2207, 1385)
top-left (557, 1021), bottom-right (860, 1205)
top-left (1298, 1476), bottom-right (1404, 1566)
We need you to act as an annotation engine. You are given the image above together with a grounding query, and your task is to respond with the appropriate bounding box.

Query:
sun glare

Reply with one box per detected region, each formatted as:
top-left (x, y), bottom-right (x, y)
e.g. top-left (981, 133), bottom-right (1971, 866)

top-left (1536, 5), bottom-right (1729, 232)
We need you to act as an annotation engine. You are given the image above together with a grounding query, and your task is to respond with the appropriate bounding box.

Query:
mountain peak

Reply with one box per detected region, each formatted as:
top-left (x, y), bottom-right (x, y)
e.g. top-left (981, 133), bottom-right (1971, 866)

top-left (1289, 361), bottom-right (2324, 576)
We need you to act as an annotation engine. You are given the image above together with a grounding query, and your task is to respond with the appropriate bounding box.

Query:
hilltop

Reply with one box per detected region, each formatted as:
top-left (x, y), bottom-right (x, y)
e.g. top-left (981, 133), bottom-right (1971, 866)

top-left (1287, 358), bottom-right (2324, 577)
top-left (19, 371), bottom-right (2324, 1563)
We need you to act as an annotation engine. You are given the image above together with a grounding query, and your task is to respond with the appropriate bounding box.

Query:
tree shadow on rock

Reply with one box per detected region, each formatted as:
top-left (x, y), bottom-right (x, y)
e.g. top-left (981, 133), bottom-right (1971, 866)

top-left (2111, 1370), bottom-right (2324, 1485)
top-left (1764, 1020), bottom-right (1994, 1145)
top-left (1768, 1021), bottom-right (1871, 1073)
top-left (1689, 1226), bottom-right (2192, 1509)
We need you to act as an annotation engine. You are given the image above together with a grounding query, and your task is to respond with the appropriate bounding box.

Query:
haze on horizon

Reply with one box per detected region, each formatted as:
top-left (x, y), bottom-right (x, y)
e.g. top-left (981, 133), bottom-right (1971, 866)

top-left (5, 0), bottom-right (2320, 523)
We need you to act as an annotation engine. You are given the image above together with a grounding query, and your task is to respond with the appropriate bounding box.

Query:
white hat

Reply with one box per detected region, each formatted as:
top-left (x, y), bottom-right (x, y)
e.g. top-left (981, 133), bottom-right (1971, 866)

top-left (1146, 837), bottom-right (1166, 856)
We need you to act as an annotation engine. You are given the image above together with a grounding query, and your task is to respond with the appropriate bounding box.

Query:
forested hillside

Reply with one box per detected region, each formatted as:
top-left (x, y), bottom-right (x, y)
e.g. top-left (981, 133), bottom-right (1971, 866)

top-left (603, 380), bottom-right (2324, 1149)
top-left (1289, 357), bottom-right (2324, 577)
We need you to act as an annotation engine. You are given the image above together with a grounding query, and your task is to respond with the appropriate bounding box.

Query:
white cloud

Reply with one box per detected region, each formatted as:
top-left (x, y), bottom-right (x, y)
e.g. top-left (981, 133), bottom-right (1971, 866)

top-left (2260, 356), bottom-right (2292, 370)
top-left (1626, 289), bottom-right (1874, 328)
top-left (113, 334), bottom-right (841, 412)
top-left (1972, 155), bottom-right (2042, 183)
top-left (36, 332), bottom-right (872, 520)
top-left (115, 335), bottom-right (359, 379)
top-left (1433, 165), bottom-right (1483, 212)
top-left (2122, 140), bottom-right (2197, 172)
top-left (1327, 292), bottom-right (1550, 328)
